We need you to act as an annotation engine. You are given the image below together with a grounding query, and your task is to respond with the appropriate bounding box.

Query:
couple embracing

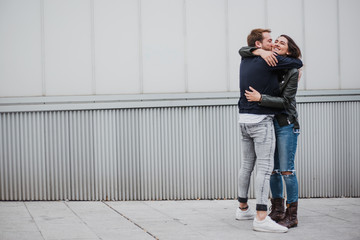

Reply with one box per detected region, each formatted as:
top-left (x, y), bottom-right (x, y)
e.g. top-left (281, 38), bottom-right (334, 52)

top-left (236, 28), bottom-right (303, 233)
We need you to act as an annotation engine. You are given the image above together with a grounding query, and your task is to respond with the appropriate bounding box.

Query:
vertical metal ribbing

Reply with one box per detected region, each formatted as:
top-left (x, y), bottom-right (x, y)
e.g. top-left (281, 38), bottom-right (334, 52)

top-left (187, 107), bottom-right (193, 199)
top-left (189, 107), bottom-right (196, 200)
top-left (94, 110), bottom-right (102, 201)
top-left (1, 113), bottom-right (19, 200)
top-left (13, 113), bottom-right (21, 201)
top-left (296, 101), bottom-right (360, 198)
top-left (0, 114), bottom-right (3, 200)
top-left (118, 109), bottom-right (125, 200)
top-left (94, 110), bottom-right (117, 201)
top-left (170, 107), bottom-right (178, 200)
top-left (145, 108), bottom-right (151, 200)
top-left (19, 112), bottom-right (47, 200)
top-left (195, 107), bottom-right (203, 199)
top-left (173, 108), bottom-right (181, 199)
top-left (335, 101), bottom-right (346, 197)
top-left (161, 108), bottom-right (168, 200)
top-left (121, 108), bottom-right (141, 201)
top-left (152, 108), bottom-right (159, 200)
top-left (297, 103), bottom-right (316, 198)
top-left (297, 103), bottom-right (310, 198)
top-left (224, 106), bottom-right (235, 199)
top-left (62, 111), bottom-right (71, 200)
top-left (117, 110), bottom-right (123, 200)
top-left (212, 106), bottom-right (219, 199)
top-left (222, 106), bottom-right (228, 198)
top-left (183, 107), bottom-right (190, 199)
top-left (117, 109), bottom-right (126, 200)
top-left (128, 109), bottom-right (135, 201)
top-left (0, 101), bottom-right (359, 200)
top-left (20, 113), bottom-right (28, 200)
top-left (210, 106), bottom-right (217, 199)
top-left (138, 108), bottom-right (145, 200)
top-left (45, 112), bottom-right (53, 200)
top-left (69, 111), bottom-right (95, 200)
top-left (354, 102), bottom-right (360, 196)
top-left (219, 106), bottom-right (226, 198)
top-left (152, 109), bottom-right (158, 200)
top-left (204, 107), bottom-right (211, 199)
top-left (336, 101), bottom-right (359, 197)
top-left (45, 111), bottom-right (69, 200)
top-left (228, 107), bottom-right (236, 199)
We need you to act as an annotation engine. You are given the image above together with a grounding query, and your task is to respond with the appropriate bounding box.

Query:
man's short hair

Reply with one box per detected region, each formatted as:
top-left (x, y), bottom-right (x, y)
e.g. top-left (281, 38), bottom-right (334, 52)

top-left (247, 28), bottom-right (271, 47)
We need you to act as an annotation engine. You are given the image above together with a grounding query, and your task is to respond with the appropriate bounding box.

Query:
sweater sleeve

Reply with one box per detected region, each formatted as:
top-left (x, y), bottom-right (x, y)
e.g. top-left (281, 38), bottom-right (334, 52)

top-left (238, 47), bottom-right (303, 70)
top-left (270, 56), bottom-right (303, 70)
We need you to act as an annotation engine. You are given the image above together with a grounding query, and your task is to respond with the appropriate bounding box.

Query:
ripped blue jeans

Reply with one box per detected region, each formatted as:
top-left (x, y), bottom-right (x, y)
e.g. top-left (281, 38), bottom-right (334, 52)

top-left (270, 119), bottom-right (299, 204)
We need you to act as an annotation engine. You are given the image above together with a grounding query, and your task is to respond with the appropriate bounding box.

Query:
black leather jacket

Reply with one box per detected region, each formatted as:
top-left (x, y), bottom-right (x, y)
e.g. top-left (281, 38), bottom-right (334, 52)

top-left (260, 68), bottom-right (300, 129)
top-left (239, 47), bottom-right (300, 129)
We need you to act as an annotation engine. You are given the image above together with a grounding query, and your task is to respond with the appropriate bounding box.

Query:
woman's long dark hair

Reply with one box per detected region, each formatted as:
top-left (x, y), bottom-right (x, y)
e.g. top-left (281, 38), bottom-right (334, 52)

top-left (280, 34), bottom-right (302, 59)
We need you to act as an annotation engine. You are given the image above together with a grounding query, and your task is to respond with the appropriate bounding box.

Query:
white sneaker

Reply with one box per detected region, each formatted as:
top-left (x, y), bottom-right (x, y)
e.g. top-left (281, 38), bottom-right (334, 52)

top-left (235, 206), bottom-right (256, 220)
top-left (253, 216), bottom-right (288, 233)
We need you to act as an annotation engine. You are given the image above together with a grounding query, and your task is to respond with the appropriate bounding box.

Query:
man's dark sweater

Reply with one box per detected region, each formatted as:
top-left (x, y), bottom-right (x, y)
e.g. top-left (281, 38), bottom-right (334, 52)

top-left (238, 50), bottom-right (303, 114)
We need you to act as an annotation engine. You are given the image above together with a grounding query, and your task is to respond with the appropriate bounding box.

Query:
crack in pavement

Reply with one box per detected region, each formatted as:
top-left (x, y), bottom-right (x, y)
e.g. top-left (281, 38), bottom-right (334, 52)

top-left (102, 201), bottom-right (159, 240)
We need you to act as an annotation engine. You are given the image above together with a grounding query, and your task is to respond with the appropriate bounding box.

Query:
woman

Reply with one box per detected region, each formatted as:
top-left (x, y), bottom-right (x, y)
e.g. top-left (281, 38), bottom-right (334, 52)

top-left (243, 35), bottom-right (302, 229)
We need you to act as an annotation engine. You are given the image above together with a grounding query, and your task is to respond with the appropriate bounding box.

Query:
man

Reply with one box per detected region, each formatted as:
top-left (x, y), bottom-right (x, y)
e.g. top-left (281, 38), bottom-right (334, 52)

top-left (235, 28), bottom-right (302, 233)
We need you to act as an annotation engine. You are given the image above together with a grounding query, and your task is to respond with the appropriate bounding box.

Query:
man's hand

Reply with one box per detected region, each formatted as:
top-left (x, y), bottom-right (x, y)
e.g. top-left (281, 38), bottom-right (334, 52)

top-left (298, 68), bottom-right (303, 82)
top-left (245, 86), bottom-right (261, 102)
top-left (253, 49), bottom-right (278, 67)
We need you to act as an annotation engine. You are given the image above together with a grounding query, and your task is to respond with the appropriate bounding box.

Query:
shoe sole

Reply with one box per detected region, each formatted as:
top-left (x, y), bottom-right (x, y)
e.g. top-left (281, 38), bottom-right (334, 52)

top-left (235, 217), bottom-right (254, 220)
top-left (253, 227), bottom-right (288, 233)
top-left (288, 224), bottom-right (298, 228)
top-left (278, 222), bottom-right (298, 228)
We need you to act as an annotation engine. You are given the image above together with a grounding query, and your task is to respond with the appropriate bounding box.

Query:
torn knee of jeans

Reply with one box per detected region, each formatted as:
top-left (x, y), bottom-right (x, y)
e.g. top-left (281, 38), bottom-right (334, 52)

top-left (271, 170), bottom-right (281, 175)
top-left (280, 170), bottom-right (296, 176)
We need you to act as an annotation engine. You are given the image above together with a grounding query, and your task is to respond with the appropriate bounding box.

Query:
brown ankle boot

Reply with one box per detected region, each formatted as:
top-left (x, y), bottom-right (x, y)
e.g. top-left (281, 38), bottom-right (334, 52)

top-left (278, 202), bottom-right (298, 228)
top-left (268, 198), bottom-right (285, 222)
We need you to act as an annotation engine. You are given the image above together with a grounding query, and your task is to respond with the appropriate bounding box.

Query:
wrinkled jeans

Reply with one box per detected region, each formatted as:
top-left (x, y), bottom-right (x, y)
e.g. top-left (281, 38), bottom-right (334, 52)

top-left (270, 119), bottom-right (299, 204)
top-left (238, 116), bottom-right (275, 211)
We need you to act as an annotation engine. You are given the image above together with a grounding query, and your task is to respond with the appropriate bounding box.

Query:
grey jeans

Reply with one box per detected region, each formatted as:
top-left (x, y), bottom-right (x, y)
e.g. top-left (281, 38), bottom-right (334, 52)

top-left (237, 116), bottom-right (275, 211)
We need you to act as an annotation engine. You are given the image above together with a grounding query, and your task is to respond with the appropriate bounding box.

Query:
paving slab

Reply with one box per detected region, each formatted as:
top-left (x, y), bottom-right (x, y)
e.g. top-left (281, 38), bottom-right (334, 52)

top-left (0, 198), bottom-right (359, 240)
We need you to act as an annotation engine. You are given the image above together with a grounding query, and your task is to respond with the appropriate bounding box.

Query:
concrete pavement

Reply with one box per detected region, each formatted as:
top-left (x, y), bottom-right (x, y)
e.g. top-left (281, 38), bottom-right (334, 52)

top-left (1, 198), bottom-right (359, 240)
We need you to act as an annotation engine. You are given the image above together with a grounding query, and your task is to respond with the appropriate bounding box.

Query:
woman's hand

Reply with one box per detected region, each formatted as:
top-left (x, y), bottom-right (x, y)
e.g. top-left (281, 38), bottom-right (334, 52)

top-left (245, 86), bottom-right (261, 102)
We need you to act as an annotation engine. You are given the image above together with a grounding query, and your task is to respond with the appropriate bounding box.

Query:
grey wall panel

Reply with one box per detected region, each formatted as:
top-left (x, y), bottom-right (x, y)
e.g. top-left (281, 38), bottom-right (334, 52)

top-left (2, 0), bottom-right (360, 98)
top-left (0, 0), bottom-right (43, 97)
top-left (339, 0), bottom-right (360, 89)
top-left (44, 0), bottom-right (93, 96)
top-left (93, 0), bottom-right (141, 94)
top-left (0, 101), bottom-right (359, 200)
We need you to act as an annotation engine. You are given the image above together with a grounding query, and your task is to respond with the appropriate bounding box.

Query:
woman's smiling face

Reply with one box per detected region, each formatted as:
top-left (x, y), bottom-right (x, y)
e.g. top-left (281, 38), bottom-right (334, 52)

top-left (273, 36), bottom-right (290, 56)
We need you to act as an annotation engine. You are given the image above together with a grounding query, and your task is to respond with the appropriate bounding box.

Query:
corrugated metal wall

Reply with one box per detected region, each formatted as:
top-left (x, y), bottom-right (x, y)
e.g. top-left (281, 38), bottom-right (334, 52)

top-left (297, 102), bottom-right (360, 198)
top-left (1, 101), bottom-right (359, 200)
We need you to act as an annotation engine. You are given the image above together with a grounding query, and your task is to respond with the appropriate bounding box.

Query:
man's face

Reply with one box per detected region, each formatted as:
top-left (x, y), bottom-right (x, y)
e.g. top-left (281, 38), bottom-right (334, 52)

top-left (260, 32), bottom-right (273, 51)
